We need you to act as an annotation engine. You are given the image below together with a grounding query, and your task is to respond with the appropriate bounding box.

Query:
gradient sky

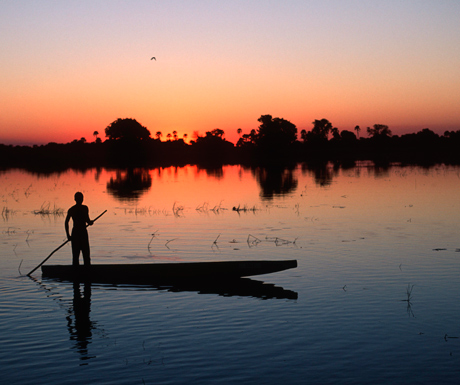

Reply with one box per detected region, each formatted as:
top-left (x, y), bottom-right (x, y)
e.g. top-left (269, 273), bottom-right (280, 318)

top-left (1, 0), bottom-right (459, 145)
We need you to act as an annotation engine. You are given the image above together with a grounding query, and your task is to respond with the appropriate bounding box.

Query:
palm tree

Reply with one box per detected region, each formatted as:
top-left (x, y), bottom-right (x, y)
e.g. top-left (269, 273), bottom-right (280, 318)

top-left (93, 131), bottom-right (99, 141)
top-left (354, 125), bottom-right (361, 139)
top-left (183, 133), bottom-right (188, 142)
top-left (155, 131), bottom-right (162, 140)
top-left (237, 128), bottom-right (242, 137)
top-left (172, 130), bottom-right (178, 141)
top-left (166, 133), bottom-right (172, 141)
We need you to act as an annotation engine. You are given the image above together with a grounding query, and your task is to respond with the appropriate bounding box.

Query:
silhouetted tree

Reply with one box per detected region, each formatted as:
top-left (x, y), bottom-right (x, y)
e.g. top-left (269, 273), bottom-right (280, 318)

top-left (417, 128), bottom-right (439, 141)
top-left (93, 131), bottom-right (99, 141)
top-left (367, 124), bottom-right (392, 138)
top-left (195, 129), bottom-right (227, 143)
top-left (155, 131), bottom-right (162, 140)
top-left (173, 130), bottom-right (178, 141)
top-left (331, 127), bottom-right (340, 140)
top-left (193, 129), bottom-right (234, 164)
top-left (311, 119), bottom-right (332, 139)
top-left (340, 130), bottom-right (357, 142)
top-left (250, 115), bottom-right (297, 161)
top-left (364, 124), bottom-right (393, 163)
top-left (304, 119), bottom-right (340, 149)
top-left (300, 129), bottom-right (308, 142)
top-left (236, 129), bottom-right (257, 148)
top-left (310, 119), bottom-right (333, 140)
top-left (354, 125), bottom-right (361, 138)
top-left (105, 118), bottom-right (151, 141)
top-left (204, 128), bottom-right (224, 138)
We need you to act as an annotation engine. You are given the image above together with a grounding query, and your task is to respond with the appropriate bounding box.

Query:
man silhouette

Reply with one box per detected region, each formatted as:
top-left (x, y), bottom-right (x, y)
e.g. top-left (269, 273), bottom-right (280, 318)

top-left (65, 192), bottom-right (94, 267)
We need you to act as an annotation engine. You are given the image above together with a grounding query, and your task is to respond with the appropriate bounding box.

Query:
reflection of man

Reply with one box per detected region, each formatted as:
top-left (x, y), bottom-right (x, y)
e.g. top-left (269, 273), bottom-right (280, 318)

top-left (65, 192), bottom-right (93, 267)
top-left (67, 281), bottom-right (95, 362)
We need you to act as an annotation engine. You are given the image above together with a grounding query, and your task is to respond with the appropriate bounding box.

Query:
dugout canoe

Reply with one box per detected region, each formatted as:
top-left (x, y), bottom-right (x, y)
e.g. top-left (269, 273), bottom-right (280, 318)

top-left (41, 260), bottom-right (297, 284)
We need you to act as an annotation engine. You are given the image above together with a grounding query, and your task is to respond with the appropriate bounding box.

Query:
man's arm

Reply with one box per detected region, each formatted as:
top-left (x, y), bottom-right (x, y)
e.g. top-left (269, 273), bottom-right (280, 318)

top-left (85, 206), bottom-right (94, 226)
top-left (65, 211), bottom-right (71, 240)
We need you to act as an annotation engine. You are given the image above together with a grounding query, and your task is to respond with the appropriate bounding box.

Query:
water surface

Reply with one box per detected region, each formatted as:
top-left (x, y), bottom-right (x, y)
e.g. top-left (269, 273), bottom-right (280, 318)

top-left (1, 163), bottom-right (460, 384)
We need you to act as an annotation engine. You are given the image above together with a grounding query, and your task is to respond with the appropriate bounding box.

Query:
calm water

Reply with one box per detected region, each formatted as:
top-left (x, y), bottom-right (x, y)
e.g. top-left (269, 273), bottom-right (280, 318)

top-left (1, 163), bottom-right (460, 384)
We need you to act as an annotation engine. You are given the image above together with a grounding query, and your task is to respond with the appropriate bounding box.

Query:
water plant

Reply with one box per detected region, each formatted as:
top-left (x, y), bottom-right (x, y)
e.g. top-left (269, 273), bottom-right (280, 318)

top-left (265, 236), bottom-right (298, 247)
top-left (196, 201), bottom-right (226, 214)
top-left (2, 206), bottom-right (16, 220)
top-left (33, 202), bottom-right (64, 216)
top-left (232, 204), bottom-right (258, 213)
top-left (247, 234), bottom-right (262, 247)
top-left (147, 230), bottom-right (159, 253)
top-left (401, 283), bottom-right (415, 317)
top-left (172, 202), bottom-right (184, 217)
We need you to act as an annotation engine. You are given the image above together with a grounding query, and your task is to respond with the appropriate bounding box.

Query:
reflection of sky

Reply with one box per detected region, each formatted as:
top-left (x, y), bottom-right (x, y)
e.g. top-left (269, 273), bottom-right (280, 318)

top-left (2, 164), bottom-right (459, 226)
top-left (1, 1), bottom-right (460, 145)
top-left (3, 164), bottom-right (460, 385)
top-left (1, 164), bottom-right (460, 283)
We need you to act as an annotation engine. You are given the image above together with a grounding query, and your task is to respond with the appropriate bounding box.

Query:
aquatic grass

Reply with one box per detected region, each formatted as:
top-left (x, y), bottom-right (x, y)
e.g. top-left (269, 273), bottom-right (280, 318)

top-left (232, 204), bottom-right (258, 213)
top-left (210, 201), bottom-right (225, 213)
top-left (172, 202), bottom-right (184, 217)
top-left (444, 334), bottom-right (459, 341)
top-left (401, 284), bottom-right (415, 317)
top-left (265, 236), bottom-right (298, 247)
top-left (247, 234), bottom-right (262, 247)
top-left (33, 202), bottom-right (64, 216)
top-left (120, 207), bottom-right (169, 216)
top-left (196, 201), bottom-right (226, 214)
top-left (2, 227), bottom-right (18, 235)
top-left (147, 230), bottom-right (159, 253)
top-left (24, 184), bottom-right (33, 198)
top-left (403, 283), bottom-right (414, 302)
top-left (212, 234), bottom-right (221, 246)
top-left (164, 238), bottom-right (177, 249)
top-left (196, 202), bottom-right (208, 213)
top-left (8, 188), bottom-right (20, 203)
top-left (2, 206), bottom-right (17, 220)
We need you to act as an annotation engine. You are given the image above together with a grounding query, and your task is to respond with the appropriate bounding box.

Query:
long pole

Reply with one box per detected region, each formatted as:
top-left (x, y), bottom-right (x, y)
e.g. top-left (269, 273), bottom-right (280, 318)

top-left (26, 210), bottom-right (107, 277)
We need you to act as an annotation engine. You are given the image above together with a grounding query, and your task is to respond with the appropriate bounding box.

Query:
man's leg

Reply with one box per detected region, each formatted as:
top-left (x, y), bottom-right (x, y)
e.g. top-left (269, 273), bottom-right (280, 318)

top-left (71, 241), bottom-right (80, 266)
top-left (81, 237), bottom-right (90, 267)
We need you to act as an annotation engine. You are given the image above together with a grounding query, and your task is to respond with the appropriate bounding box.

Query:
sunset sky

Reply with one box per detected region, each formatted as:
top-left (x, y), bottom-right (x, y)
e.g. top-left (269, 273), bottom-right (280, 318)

top-left (1, 1), bottom-right (459, 145)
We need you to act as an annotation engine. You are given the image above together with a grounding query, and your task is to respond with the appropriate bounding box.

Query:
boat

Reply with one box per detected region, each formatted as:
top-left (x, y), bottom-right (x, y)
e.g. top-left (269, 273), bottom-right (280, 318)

top-left (41, 259), bottom-right (297, 285)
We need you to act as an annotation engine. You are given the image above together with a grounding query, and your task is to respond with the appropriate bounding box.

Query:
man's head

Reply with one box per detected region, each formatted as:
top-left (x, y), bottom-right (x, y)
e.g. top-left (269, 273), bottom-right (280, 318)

top-left (74, 192), bottom-right (84, 204)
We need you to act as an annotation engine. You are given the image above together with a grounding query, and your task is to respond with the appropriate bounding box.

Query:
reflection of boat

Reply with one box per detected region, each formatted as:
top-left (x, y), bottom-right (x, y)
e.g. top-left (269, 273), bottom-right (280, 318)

top-left (162, 278), bottom-right (298, 300)
top-left (41, 260), bottom-right (297, 284)
top-left (42, 276), bottom-right (298, 300)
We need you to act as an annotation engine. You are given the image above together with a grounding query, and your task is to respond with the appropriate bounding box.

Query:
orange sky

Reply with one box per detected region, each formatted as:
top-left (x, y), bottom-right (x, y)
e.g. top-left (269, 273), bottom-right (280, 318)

top-left (1, 1), bottom-right (459, 145)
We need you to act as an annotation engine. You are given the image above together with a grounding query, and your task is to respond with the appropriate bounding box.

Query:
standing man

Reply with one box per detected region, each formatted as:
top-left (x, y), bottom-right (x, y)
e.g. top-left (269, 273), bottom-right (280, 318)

top-left (65, 192), bottom-right (94, 267)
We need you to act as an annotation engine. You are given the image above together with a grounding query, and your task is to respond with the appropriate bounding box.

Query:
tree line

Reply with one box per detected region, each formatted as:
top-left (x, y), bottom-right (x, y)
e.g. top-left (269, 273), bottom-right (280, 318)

top-left (1, 116), bottom-right (460, 171)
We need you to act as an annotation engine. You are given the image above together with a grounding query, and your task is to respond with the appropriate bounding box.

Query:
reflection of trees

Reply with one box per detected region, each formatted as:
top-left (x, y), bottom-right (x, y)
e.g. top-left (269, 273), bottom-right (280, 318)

top-left (251, 166), bottom-right (298, 200)
top-left (302, 162), bottom-right (338, 187)
top-left (369, 163), bottom-right (391, 178)
top-left (302, 161), bottom-right (395, 186)
top-left (106, 168), bottom-right (152, 201)
top-left (196, 165), bottom-right (224, 179)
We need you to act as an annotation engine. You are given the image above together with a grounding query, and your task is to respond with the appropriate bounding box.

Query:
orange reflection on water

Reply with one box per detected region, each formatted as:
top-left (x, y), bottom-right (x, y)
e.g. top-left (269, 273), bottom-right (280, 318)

top-left (103, 165), bottom-right (264, 208)
top-left (2, 164), bottom-right (460, 229)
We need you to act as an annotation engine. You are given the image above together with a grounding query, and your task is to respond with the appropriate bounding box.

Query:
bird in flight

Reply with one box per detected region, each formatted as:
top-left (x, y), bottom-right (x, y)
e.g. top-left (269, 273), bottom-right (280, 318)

top-left (151, 57), bottom-right (156, 60)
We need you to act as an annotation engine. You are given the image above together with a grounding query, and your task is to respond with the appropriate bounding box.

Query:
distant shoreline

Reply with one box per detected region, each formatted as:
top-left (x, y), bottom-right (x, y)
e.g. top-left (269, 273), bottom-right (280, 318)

top-left (1, 131), bottom-right (460, 172)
